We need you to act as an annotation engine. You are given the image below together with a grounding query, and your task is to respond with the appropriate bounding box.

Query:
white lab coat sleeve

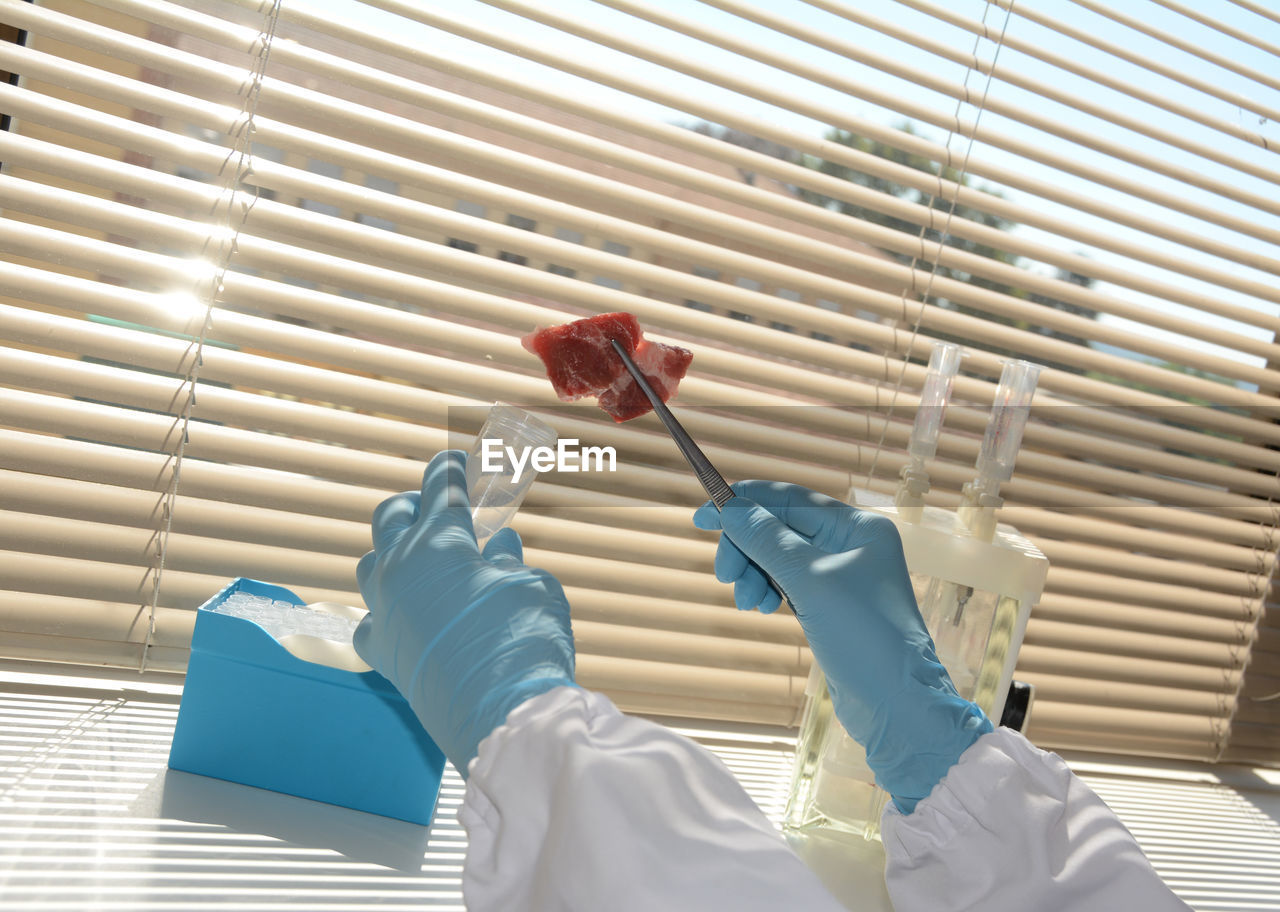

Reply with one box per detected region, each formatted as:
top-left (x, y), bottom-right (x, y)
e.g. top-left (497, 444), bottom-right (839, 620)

top-left (881, 726), bottom-right (1191, 912)
top-left (457, 685), bottom-right (848, 912)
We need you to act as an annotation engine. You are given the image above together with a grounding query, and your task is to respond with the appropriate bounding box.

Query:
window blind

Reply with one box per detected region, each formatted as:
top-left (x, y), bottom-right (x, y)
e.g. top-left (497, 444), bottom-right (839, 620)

top-left (1227, 575), bottom-right (1280, 765)
top-left (1, 0), bottom-right (1277, 764)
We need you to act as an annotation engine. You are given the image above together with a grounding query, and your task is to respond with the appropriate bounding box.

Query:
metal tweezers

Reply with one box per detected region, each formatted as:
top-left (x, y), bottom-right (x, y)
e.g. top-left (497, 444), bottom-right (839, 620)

top-left (611, 339), bottom-right (735, 510)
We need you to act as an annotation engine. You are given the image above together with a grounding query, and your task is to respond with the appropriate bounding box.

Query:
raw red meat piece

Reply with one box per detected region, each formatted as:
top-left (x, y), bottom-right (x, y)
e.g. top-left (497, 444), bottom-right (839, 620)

top-left (597, 339), bottom-right (694, 421)
top-left (522, 312), bottom-right (692, 422)
top-left (521, 312), bottom-right (640, 399)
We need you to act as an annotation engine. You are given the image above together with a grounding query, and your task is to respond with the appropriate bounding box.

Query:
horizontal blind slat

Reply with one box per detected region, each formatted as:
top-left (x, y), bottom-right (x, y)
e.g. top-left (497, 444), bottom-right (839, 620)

top-left (591, 689), bottom-right (798, 727)
top-left (406, 0), bottom-right (1280, 239)
top-left (593, 0), bottom-right (1280, 196)
top-left (0, 469), bottom-right (371, 557)
top-left (0, 549), bottom-right (360, 609)
top-left (5, 416), bottom-right (1271, 579)
top-left (89, 0), bottom-right (1280, 348)
top-left (0, 503), bottom-right (735, 607)
top-left (7, 209), bottom-right (1280, 485)
top-left (1025, 703), bottom-right (1227, 748)
top-left (1056, 0), bottom-right (1280, 92)
top-left (0, 588), bottom-right (801, 680)
top-left (1043, 567), bottom-right (1256, 619)
top-left (0, 510), bottom-right (362, 592)
top-left (0, 429), bottom-right (382, 522)
top-left (1024, 727), bottom-right (1221, 763)
top-left (1023, 618), bottom-right (1248, 668)
top-left (13, 0), bottom-right (1280, 287)
top-left (1032, 595), bottom-right (1256, 644)
top-left (1016, 644), bottom-right (1244, 693)
top-left (0, 385), bottom-right (432, 490)
top-left (969, 0), bottom-right (1280, 124)
top-left (1017, 672), bottom-right (1236, 717)
top-left (5, 68), bottom-right (1274, 422)
top-left (1030, 540), bottom-right (1263, 596)
top-left (0, 634), bottom-right (189, 675)
top-left (574, 653), bottom-right (803, 708)
top-left (5, 285), bottom-right (1272, 542)
top-left (259, 0), bottom-right (1280, 318)
top-left (805, 0), bottom-right (1279, 148)
top-left (1148, 0), bottom-right (1280, 56)
top-left (0, 592), bottom-right (195, 648)
top-left (8, 156), bottom-right (1278, 434)
top-left (999, 507), bottom-right (1271, 571)
top-left (10, 109), bottom-right (1277, 394)
top-left (4, 278), bottom-right (1276, 521)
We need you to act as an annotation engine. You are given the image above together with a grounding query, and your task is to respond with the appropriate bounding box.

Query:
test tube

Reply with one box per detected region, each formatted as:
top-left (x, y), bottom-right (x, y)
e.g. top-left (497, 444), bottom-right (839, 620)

top-left (975, 359), bottom-right (1041, 484)
top-left (896, 342), bottom-right (962, 519)
top-left (961, 359), bottom-right (1041, 540)
top-left (466, 404), bottom-right (558, 547)
top-left (908, 342), bottom-right (964, 465)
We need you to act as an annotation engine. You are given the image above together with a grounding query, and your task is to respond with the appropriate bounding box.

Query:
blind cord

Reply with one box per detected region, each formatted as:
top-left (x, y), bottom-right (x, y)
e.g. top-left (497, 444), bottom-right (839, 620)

top-left (1227, 484), bottom-right (1280, 741)
top-left (140, 0), bottom-right (282, 673)
top-left (858, 0), bottom-right (1016, 494)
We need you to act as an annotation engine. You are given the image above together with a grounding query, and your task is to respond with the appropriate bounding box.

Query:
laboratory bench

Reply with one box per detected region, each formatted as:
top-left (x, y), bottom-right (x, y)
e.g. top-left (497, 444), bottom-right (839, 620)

top-left (1, 661), bottom-right (1277, 911)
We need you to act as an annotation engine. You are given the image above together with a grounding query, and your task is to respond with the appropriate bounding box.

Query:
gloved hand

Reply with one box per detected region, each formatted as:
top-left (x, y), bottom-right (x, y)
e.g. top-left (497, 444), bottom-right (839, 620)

top-left (354, 449), bottom-right (576, 777)
top-left (693, 481), bottom-right (991, 813)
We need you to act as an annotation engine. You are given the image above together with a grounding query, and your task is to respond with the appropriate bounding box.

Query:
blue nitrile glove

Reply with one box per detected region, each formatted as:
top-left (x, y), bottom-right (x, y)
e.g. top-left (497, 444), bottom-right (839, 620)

top-left (354, 449), bottom-right (576, 777)
top-left (693, 481), bottom-right (992, 813)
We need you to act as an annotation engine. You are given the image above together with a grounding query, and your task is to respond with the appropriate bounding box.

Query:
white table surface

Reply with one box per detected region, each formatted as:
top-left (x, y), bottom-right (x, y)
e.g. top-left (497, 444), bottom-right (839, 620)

top-left (0, 664), bottom-right (887, 911)
top-left (2, 664), bottom-right (1277, 911)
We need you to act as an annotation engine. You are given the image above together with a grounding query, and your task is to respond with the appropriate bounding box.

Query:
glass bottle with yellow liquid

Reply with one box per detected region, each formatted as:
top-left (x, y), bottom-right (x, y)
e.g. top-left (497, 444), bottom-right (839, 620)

top-left (787, 357), bottom-right (1047, 842)
top-left (784, 496), bottom-right (1047, 841)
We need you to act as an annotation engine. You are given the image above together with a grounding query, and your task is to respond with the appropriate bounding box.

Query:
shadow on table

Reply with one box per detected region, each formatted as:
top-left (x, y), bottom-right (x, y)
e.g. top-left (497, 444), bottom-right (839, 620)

top-left (132, 767), bottom-right (439, 873)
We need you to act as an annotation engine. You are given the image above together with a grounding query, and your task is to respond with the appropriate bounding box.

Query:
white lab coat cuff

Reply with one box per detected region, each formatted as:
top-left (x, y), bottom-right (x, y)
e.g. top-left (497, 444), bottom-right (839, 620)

top-left (459, 686), bottom-right (846, 912)
top-left (881, 726), bottom-right (1189, 912)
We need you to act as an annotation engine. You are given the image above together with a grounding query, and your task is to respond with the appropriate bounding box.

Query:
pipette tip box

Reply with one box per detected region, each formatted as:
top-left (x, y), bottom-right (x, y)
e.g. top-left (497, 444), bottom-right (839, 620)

top-left (168, 578), bottom-right (445, 825)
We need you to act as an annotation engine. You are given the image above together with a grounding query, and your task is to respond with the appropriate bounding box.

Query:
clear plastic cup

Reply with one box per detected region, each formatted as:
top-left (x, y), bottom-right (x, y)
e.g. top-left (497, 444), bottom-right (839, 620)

top-left (466, 404), bottom-right (558, 546)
